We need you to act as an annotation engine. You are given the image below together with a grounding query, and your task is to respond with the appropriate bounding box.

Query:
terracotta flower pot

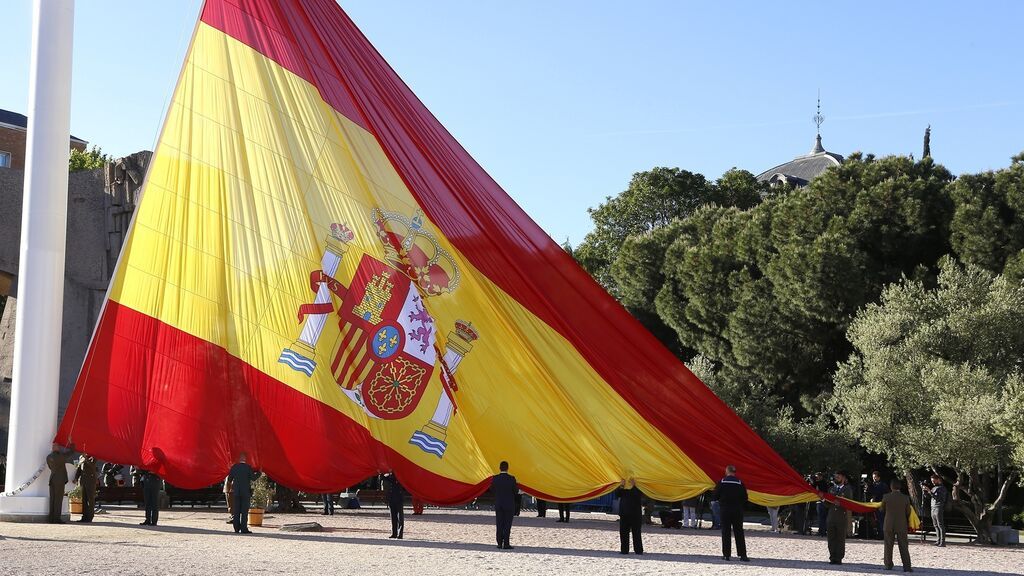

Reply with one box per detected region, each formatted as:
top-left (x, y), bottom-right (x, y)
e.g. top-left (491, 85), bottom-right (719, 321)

top-left (69, 498), bottom-right (83, 515)
top-left (247, 508), bottom-right (264, 527)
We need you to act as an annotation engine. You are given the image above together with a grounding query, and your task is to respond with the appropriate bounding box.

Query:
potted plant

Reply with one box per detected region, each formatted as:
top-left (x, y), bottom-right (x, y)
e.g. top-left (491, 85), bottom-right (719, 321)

top-left (248, 474), bottom-right (273, 527)
top-left (68, 484), bottom-right (83, 515)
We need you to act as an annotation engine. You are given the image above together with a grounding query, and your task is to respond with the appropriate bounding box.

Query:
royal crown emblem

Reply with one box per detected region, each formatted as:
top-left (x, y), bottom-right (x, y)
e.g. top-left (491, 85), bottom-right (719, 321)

top-left (373, 208), bottom-right (460, 296)
top-left (278, 210), bottom-right (478, 458)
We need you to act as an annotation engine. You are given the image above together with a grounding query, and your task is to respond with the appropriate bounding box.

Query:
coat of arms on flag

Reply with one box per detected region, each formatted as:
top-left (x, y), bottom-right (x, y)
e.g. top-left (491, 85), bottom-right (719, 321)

top-left (278, 209), bottom-right (478, 457)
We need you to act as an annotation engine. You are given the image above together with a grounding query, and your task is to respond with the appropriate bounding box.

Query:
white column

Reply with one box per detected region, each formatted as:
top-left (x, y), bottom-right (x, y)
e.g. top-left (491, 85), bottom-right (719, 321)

top-left (0, 0), bottom-right (75, 522)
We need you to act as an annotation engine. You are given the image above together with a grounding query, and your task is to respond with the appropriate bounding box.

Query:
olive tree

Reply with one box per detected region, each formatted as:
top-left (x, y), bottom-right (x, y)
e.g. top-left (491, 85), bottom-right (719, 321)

top-left (831, 260), bottom-right (1023, 543)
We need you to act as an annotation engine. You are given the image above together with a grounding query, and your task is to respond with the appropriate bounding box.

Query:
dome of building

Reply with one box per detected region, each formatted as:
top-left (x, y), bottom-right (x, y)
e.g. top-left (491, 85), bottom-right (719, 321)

top-left (755, 134), bottom-right (843, 187)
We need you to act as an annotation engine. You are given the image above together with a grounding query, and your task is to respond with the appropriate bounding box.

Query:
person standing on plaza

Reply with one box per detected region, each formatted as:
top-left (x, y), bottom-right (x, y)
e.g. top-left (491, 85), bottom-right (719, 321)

top-left (383, 472), bottom-right (405, 539)
top-left (74, 454), bottom-right (97, 522)
top-left (228, 453), bottom-right (255, 534)
top-left (139, 469), bottom-right (162, 526)
top-left (879, 479), bottom-right (913, 572)
top-left (766, 506), bottom-right (780, 533)
top-left (827, 471), bottom-right (853, 564)
top-left (321, 492), bottom-right (335, 516)
top-left (924, 474), bottom-right (949, 547)
top-left (715, 465), bottom-right (749, 562)
top-left (45, 445), bottom-right (69, 524)
top-left (223, 474), bottom-right (235, 524)
top-left (536, 498), bottom-right (548, 518)
top-left (866, 471), bottom-right (888, 539)
top-left (491, 461), bottom-right (517, 549)
top-left (616, 479), bottom-right (644, 555)
top-left (557, 502), bottom-right (571, 523)
top-left (682, 496), bottom-right (699, 528)
top-left (813, 472), bottom-right (829, 536)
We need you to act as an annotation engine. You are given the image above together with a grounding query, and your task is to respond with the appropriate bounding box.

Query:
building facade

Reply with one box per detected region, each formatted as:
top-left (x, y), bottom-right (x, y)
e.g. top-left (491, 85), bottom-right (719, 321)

top-left (0, 108), bottom-right (87, 170)
top-left (0, 151), bottom-right (150, 450)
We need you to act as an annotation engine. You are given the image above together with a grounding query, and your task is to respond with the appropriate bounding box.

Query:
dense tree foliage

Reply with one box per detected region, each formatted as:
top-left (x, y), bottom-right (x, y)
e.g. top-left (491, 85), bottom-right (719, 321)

top-left (687, 355), bottom-right (861, 475)
top-left (575, 167), bottom-right (764, 297)
top-left (949, 153), bottom-right (1024, 281)
top-left (575, 167), bottom-right (765, 354)
top-left (655, 154), bottom-right (954, 411)
top-left (576, 150), bottom-right (1024, 512)
top-left (831, 261), bottom-right (1023, 542)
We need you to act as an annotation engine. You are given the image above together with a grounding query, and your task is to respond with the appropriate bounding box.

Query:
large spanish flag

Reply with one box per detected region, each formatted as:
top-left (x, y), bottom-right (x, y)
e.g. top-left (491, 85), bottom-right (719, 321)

top-left (56, 0), bottom-right (828, 507)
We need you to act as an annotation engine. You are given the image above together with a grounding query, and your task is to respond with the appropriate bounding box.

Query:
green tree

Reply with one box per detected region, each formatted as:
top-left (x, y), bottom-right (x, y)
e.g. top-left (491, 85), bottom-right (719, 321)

top-left (688, 355), bottom-right (860, 475)
top-left (575, 167), bottom-right (765, 355)
top-left (69, 145), bottom-right (107, 172)
top-left (658, 154), bottom-right (954, 411)
top-left (575, 167), bottom-right (764, 297)
top-left (831, 260), bottom-right (1023, 543)
top-left (949, 152), bottom-right (1024, 281)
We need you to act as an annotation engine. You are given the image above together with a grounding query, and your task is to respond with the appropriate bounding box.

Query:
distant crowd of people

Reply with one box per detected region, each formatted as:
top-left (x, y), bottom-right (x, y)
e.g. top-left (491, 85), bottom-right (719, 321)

top-left (42, 445), bottom-right (950, 572)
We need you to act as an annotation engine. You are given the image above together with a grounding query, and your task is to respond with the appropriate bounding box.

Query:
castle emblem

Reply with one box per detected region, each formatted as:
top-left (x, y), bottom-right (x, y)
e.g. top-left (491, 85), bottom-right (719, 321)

top-left (278, 211), bottom-right (478, 457)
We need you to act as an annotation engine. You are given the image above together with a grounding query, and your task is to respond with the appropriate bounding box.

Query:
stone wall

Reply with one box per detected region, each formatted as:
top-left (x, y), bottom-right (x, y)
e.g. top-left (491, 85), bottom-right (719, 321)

top-left (0, 151), bottom-right (150, 449)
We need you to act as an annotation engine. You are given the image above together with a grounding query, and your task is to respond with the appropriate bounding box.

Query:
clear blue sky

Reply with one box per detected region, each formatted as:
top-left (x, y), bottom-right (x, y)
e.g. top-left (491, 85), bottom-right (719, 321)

top-left (2, 1), bottom-right (1022, 244)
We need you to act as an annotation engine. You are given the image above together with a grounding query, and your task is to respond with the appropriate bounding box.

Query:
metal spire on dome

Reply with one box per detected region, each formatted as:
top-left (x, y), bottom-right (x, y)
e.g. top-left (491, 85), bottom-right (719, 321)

top-left (811, 91), bottom-right (825, 154)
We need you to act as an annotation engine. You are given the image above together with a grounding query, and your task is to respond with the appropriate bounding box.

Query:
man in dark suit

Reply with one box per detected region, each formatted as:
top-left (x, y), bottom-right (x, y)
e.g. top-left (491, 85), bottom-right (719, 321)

top-left (879, 478), bottom-right (913, 572)
top-left (139, 469), bottom-right (162, 526)
top-left (715, 465), bottom-right (749, 562)
top-left (228, 453), bottom-right (256, 534)
top-left (536, 498), bottom-right (548, 517)
top-left (321, 492), bottom-right (335, 516)
top-left (491, 461), bottom-right (517, 549)
top-left (827, 471), bottom-right (854, 564)
top-left (74, 454), bottom-right (98, 522)
top-left (383, 472), bottom-right (405, 539)
top-left (46, 446), bottom-right (69, 524)
top-left (557, 502), bottom-right (571, 523)
top-left (616, 479), bottom-right (644, 554)
top-left (868, 470), bottom-right (889, 539)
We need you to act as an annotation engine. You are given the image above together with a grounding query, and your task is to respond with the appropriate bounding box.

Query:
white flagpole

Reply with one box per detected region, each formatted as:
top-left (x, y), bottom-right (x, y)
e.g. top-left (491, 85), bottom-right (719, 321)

top-left (0, 0), bottom-right (75, 522)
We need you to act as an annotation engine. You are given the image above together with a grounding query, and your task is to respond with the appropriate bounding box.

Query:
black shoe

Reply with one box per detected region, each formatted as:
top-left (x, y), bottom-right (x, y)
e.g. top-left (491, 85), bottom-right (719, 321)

top-left (226, 519), bottom-right (234, 524)
top-left (397, 535), bottom-right (403, 540)
top-left (241, 530), bottom-right (252, 534)
top-left (497, 545), bottom-right (503, 549)
top-left (723, 556), bottom-right (730, 561)
top-left (504, 545), bottom-right (514, 550)
top-left (139, 522), bottom-right (150, 526)
top-left (620, 551), bottom-right (629, 555)
top-left (636, 551), bottom-right (643, 555)
top-left (389, 535), bottom-right (397, 538)
top-left (740, 557), bottom-right (750, 562)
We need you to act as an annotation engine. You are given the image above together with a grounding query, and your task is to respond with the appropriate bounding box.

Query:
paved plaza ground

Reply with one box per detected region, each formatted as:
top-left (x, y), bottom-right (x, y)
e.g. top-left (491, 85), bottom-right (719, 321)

top-left (0, 506), bottom-right (1020, 575)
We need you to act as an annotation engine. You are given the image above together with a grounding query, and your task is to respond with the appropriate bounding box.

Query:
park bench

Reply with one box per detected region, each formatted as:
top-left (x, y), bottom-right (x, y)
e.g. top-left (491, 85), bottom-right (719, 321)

top-left (916, 510), bottom-right (978, 543)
